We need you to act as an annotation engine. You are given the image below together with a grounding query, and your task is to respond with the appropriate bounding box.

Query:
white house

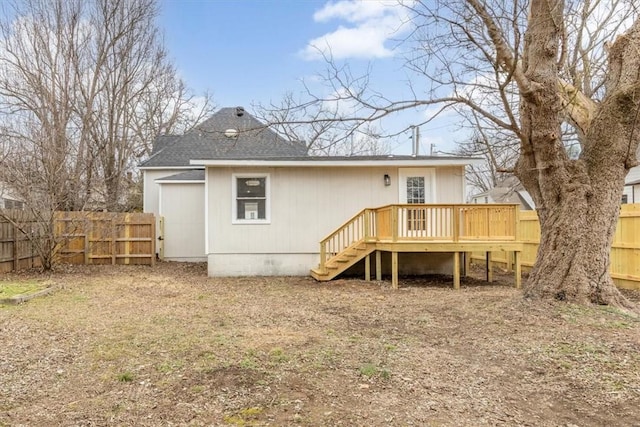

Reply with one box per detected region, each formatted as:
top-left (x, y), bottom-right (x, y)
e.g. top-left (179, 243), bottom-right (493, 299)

top-left (623, 163), bottom-right (640, 203)
top-left (140, 107), bottom-right (482, 277)
top-left (470, 176), bottom-right (535, 210)
top-left (0, 184), bottom-right (24, 210)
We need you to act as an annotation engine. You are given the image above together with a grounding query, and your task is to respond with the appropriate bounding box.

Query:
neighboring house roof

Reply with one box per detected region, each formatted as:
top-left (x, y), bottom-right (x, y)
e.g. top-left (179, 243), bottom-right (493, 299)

top-left (625, 179), bottom-right (640, 186)
top-left (139, 107), bottom-right (308, 168)
top-left (156, 170), bottom-right (205, 183)
top-left (472, 176), bottom-right (535, 209)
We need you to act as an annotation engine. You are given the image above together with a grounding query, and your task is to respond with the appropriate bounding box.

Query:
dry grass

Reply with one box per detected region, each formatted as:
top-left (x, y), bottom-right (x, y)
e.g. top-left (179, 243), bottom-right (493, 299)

top-left (1, 262), bottom-right (639, 426)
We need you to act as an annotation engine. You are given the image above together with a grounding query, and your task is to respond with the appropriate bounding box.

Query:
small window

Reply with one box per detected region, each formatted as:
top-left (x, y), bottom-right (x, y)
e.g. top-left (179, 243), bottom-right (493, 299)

top-left (406, 177), bottom-right (425, 204)
top-left (622, 194), bottom-right (628, 204)
top-left (232, 174), bottom-right (270, 224)
top-left (2, 198), bottom-right (24, 210)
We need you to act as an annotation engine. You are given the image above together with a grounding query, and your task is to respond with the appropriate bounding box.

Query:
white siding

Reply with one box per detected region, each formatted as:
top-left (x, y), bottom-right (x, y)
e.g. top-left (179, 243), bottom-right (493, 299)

top-left (159, 182), bottom-right (206, 261)
top-left (206, 165), bottom-right (466, 276)
top-left (143, 169), bottom-right (202, 256)
top-left (143, 170), bottom-right (174, 216)
top-left (623, 166), bottom-right (640, 203)
top-left (625, 165), bottom-right (640, 186)
top-left (623, 184), bottom-right (640, 203)
top-left (208, 167), bottom-right (397, 255)
top-left (435, 166), bottom-right (465, 203)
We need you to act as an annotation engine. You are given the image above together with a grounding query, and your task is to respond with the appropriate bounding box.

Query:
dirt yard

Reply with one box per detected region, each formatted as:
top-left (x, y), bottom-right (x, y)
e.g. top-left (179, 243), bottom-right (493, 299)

top-left (1, 262), bottom-right (639, 426)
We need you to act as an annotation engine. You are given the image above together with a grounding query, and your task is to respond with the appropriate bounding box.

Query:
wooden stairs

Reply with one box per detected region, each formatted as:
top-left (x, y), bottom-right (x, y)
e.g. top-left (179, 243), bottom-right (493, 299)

top-left (310, 241), bottom-right (375, 281)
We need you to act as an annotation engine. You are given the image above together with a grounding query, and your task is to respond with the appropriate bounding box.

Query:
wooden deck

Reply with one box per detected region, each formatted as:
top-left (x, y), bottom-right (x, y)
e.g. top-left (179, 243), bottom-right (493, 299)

top-left (310, 204), bottom-right (523, 289)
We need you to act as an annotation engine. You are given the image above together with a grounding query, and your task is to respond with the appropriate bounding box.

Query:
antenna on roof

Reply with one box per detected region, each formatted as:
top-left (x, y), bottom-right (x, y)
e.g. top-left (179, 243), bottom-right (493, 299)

top-left (236, 106), bottom-right (245, 117)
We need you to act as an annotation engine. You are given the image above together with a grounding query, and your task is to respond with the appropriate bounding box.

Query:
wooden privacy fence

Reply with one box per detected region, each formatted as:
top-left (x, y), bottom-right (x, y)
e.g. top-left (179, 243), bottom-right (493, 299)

top-left (0, 210), bottom-right (155, 272)
top-left (0, 209), bottom-right (43, 273)
top-left (55, 212), bottom-right (155, 266)
top-left (471, 204), bottom-right (640, 290)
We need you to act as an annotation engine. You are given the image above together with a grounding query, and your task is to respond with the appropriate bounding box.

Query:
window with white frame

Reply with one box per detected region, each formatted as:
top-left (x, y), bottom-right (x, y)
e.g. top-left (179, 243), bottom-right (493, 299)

top-left (406, 176), bottom-right (425, 204)
top-left (232, 174), bottom-right (270, 223)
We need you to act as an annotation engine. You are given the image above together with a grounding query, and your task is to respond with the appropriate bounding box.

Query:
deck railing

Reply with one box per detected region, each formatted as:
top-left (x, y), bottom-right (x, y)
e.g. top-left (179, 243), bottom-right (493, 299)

top-left (318, 204), bottom-right (519, 273)
top-left (319, 208), bottom-right (376, 269)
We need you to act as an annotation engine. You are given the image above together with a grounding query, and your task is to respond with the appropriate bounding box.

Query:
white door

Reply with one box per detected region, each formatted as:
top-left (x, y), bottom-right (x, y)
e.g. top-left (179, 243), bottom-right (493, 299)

top-left (398, 168), bottom-right (436, 237)
top-left (398, 168), bottom-right (435, 204)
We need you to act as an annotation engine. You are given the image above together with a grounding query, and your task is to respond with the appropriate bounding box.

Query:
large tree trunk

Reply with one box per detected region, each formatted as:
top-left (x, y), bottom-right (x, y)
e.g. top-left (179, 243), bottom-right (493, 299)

top-left (517, 0), bottom-right (640, 309)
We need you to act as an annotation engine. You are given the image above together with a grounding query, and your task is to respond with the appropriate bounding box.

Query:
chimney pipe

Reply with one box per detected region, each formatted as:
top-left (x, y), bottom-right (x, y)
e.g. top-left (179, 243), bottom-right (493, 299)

top-left (412, 126), bottom-right (420, 157)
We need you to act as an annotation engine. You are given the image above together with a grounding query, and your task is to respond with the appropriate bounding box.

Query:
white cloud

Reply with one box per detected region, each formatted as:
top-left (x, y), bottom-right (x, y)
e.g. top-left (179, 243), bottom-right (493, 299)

top-left (313, 0), bottom-right (394, 23)
top-left (300, 0), bottom-right (411, 61)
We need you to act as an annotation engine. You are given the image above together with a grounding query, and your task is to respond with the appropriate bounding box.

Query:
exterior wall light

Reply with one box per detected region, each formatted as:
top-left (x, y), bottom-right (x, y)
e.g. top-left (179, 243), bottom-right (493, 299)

top-left (384, 174), bottom-right (391, 186)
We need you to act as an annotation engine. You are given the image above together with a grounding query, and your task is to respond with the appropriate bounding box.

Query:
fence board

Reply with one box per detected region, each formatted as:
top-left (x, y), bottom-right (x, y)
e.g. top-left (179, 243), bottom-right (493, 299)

top-left (0, 210), bottom-right (155, 272)
top-left (472, 205), bottom-right (640, 290)
top-left (55, 212), bottom-right (155, 266)
top-left (0, 209), bottom-right (42, 272)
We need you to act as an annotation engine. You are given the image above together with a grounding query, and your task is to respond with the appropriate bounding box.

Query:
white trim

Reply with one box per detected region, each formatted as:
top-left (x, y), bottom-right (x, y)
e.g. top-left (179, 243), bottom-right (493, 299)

top-left (158, 184), bottom-right (164, 217)
top-left (398, 168), bottom-right (436, 203)
top-left (156, 180), bottom-right (204, 184)
top-left (191, 158), bottom-right (482, 167)
top-left (231, 173), bottom-right (271, 225)
top-left (139, 166), bottom-right (205, 170)
top-left (461, 165), bottom-right (467, 203)
top-left (204, 168), bottom-right (209, 254)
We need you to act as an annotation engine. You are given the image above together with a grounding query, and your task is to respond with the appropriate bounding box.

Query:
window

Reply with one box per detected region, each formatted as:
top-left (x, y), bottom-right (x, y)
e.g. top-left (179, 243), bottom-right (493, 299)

top-left (232, 174), bottom-right (270, 224)
top-left (406, 176), bottom-right (425, 204)
top-left (406, 177), bottom-right (426, 230)
top-left (2, 198), bottom-right (24, 210)
top-left (622, 194), bottom-right (628, 204)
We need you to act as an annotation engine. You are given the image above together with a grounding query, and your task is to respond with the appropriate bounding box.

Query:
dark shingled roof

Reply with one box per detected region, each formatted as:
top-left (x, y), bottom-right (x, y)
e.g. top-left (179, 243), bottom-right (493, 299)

top-left (155, 170), bottom-right (205, 182)
top-left (140, 107), bottom-right (308, 168)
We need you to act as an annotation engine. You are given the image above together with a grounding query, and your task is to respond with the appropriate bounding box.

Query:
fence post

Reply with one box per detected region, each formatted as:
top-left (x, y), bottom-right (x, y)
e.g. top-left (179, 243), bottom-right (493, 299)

top-left (150, 214), bottom-right (156, 266)
top-left (84, 218), bottom-right (90, 265)
top-left (124, 213), bottom-right (131, 265)
top-left (514, 205), bottom-right (521, 240)
top-left (12, 222), bottom-right (18, 271)
top-left (111, 217), bottom-right (117, 265)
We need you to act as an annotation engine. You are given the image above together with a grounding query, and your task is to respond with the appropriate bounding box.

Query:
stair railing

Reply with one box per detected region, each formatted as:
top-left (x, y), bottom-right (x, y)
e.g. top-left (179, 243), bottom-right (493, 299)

top-left (317, 204), bottom-right (519, 275)
top-left (318, 209), bottom-right (375, 274)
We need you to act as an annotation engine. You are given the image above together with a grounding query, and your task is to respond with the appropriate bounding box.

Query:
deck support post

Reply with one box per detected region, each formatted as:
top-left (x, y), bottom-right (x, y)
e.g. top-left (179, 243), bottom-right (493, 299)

top-left (365, 253), bottom-right (371, 281)
top-left (375, 251), bottom-right (382, 281)
top-left (514, 250), bottom-right (522, 289)
top-left (486, 251), bottom-right (493, 282)
top-left (462, 252), bottom-right (468, 276)
top-left (453, 252), bottom-right (461, 289)
top-left (465, 251), bottom-right (472, 276)
top-left (506, 251), bottom-right (514, 272)
top-left (391, 251), bottom-right (398, 289)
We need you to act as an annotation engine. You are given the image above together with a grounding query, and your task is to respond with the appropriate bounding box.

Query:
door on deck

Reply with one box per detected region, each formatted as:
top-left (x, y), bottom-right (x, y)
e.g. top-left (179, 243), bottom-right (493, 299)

top-left (398, 168), bottom-right (436, 237)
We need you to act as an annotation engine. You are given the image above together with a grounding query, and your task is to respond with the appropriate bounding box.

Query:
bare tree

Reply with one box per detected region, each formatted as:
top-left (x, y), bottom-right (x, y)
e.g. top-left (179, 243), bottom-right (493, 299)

top-left (0, 0), bottom-right (212, 269)
top-left (273, 0), bottom-right (640, 308)
top-left (76, 0), bottom-right (214, 211)
top-left (456, 0), bottom-right (634, 196)
top-left (256, 92), bottom-right (390, 156)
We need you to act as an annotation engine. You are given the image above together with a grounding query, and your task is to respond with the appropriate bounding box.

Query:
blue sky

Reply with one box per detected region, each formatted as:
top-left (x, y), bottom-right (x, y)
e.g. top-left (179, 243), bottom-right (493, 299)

top-left (158, 0), bottom-right (462, 154)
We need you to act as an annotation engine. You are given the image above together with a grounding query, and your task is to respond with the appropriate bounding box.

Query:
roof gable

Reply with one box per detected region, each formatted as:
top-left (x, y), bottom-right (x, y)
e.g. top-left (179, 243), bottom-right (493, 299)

top-left (140, 107), bottom-right (308, 168)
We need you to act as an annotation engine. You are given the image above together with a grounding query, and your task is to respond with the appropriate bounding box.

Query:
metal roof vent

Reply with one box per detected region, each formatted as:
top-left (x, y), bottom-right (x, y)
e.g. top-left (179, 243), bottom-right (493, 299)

top-left (224, 128), bottom-right (239, 139)
top-left (236, 106), bottom-right (245, 117)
